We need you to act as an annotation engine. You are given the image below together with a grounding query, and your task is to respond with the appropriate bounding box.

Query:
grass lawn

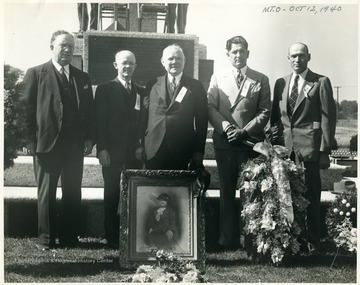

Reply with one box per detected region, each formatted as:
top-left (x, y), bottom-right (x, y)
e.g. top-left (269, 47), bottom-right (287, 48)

top-left (4, 237), bottom-right (356, 283)
top-left (335, 119), bottom-right (357, 148)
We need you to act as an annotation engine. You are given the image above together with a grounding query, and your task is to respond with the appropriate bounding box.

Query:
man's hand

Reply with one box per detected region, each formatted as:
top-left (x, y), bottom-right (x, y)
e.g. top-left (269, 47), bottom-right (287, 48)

top-left (84, 140), bottom-right (94, 156)
top-left (319, 152), bottom-right (331, 169)
top-left (166, 230), bottom-right (174, 240)
top-left (189, 152), bottom-right (204, 170)
top-left (23, 141), bottom-right (36, 156)
top-left (98, 149), bottom-right (111, 167)
top-left (226, 126), bottom-right (247, 143)
top-left (135, 147), bottom-right (145, 161)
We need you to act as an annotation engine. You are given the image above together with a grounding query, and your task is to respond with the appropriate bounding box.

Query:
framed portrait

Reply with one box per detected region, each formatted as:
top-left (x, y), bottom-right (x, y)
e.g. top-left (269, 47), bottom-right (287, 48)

top-left (119, 170), bottom-right (205, 269)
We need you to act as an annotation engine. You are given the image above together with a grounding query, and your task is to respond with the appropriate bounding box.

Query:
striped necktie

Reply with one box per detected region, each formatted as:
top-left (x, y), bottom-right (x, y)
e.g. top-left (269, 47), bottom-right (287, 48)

top-left (125, 81), bottom-right (131, 94)
top-left (60, 67), bottom-right (68, 86)
top-left (289, 75), bottom-right (299, 114)
top-left (236, 69), bottom-right (244, 88)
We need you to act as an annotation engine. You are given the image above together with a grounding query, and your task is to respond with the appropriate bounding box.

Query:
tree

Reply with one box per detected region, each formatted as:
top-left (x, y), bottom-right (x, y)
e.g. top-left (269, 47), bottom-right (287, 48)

top-left (338, 100), bottom-right (358, 120)
top-left (4, 64), bottom-right (26, 169)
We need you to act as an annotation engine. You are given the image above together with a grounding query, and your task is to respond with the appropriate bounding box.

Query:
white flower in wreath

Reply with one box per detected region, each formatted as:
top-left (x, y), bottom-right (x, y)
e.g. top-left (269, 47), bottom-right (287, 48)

top-left (243, 181), bottom-right (251, 191)
top-left (261, 213), bottom-right (276, 230)
top-left (248, 220), bottom-right (259, 233)
top-left (349, 228), bottom-right (357, 251)
top-left (182, 271), bottom-right (202, 283)
top-left (257, 241), bottom-right (265, 254)
top-left (131, 273), bottom-right (152, 282)
top-left (261, 177), bottom-right (274, 192)
top-left (271, 248), bottom-right (284, 264)
top-left (252, 163), bottom-right (266, 177)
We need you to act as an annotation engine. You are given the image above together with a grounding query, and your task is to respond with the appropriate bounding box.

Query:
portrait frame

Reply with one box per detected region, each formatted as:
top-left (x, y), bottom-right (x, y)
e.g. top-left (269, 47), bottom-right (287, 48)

top-left (119, 170), bottom-right (205, 269)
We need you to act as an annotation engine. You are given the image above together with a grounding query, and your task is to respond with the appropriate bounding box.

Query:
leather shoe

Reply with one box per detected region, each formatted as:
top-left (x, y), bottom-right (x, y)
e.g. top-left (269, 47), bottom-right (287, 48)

top-left (36, 243), bottom-right (50, 251)
top-left (307, 243), bottom-right (320, 256)
top-left (107, 242), bottom-right (119, 249)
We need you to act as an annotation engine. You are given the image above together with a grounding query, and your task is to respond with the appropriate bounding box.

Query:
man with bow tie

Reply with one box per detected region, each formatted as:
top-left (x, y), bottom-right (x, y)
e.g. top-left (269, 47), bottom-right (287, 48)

top-left (208, 35), bottom-right (271, 249)
top-left (271, 42), bottom-right (336, 255)
top-left (22, 30), bottom-right (95, 250)
top-left (142, 44), bottom-right (208, 170)
top-left (95, 50), bottom-right (145, 248)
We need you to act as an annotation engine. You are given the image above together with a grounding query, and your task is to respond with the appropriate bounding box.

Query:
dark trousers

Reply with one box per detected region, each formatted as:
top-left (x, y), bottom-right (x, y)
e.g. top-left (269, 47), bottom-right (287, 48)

top-left (215, 148), bottom-right (255, 247)
top-left (103, 158), bottom-right (141, 244)
top-left (146, 139), bottom-right (189, 170)
top-left (78, 3), bottom-right (98, 31)
top-left (303, 161), bottom-right (322, 248)
top-left (34, 141), bottom-right (84, 246)
top-left (167, 4), bottom-right (189, 34)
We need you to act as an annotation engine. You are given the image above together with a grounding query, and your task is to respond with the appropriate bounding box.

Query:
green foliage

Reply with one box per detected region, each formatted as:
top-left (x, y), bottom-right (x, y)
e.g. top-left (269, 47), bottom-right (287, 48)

top-left (4, 64), bottom-right (26, 169)
top-left (337, 100), bottom-right (357, 120)
top-left (349, 134), bottom-right (357, 151)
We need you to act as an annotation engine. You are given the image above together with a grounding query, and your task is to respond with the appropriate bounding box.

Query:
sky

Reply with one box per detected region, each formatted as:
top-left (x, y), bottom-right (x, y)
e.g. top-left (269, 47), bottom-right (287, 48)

top-left (2, 0), bottom-right (359, 102)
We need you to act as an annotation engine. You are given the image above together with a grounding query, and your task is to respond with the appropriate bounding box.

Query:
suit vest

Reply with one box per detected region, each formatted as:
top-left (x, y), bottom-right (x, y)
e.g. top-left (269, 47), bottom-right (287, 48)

top-left (54, 69), bottom-right (81, 146)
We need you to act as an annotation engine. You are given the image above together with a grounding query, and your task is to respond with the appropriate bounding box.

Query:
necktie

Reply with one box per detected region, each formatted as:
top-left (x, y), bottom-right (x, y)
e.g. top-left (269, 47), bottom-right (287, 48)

top-left (236, 69), bottom-right (244, 88)
top-left (289, 75), bottom-right (299, 114)
top-left (171, 77), bottom-right (177, 94)
top-left (125, 81), bottom-right (131, 94)
top-left (60, 67), bottom-right (68, 86)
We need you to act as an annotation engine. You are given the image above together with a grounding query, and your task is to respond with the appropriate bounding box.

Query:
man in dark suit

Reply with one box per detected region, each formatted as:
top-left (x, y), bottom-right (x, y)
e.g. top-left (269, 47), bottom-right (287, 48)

top-left (143, 44), bottom-right (208, 170)
top-left (208, 36), bottom-right (271, 249)
top-left (23, 30), bottom-right (95, 250)
top-left (271, 42), bottom-right (336, 254)
top-left (95, 50), bottom-right (145, 248)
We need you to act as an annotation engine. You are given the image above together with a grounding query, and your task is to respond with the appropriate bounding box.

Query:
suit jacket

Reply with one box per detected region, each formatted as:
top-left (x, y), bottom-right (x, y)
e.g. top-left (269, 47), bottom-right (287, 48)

top-left (23, 60), bottom-right (95, 153)
top-left (270, 69), bottom-right (336, 162)
top-left (95, 78), bottom-right (145, 163)
top-left (144, 74), bottom-right (208, 161)
top-left (208, 67), bottom-right (271, 150)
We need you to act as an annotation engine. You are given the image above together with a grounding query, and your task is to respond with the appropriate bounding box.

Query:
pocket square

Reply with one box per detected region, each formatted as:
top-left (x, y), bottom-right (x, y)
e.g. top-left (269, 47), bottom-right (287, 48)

top-left (84, 84), bottom-right (89, 89)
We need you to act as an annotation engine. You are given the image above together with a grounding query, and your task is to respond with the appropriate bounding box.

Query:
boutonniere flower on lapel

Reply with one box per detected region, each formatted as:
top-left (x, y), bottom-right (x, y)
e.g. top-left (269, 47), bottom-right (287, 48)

top-left (303, 84), bottom-right (312, 98)
top-left (84, 84), bottom-right (89, 90)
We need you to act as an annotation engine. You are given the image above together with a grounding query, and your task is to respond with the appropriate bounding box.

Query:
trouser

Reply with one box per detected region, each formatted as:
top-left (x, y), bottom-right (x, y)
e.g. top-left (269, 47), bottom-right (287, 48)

top-left (303, 161), bottom-right (322, 249)
top-left (146, 139), bottom-right (189, 170)
top-left (167, 4), bottom-right (189, 34)
top-left (35, 141), bottom-right (84, 246)
top-left (78, 3), bottom-right (98, 31)
top-left (215, 148), bottom-right (255, 246)
top-left (102, 158), bottom-right (141, 244)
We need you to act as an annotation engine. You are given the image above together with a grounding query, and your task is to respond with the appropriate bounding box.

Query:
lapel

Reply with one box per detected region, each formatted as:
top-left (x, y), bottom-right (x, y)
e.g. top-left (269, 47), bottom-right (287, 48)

top-left (283, 74), bottom-right (291, 116)
top-left (168, 74), bottom-right (186, 109)
top-left (153, 75), bottom-right (167, 108)
top-left (293, 70), bottom-right (315, 114)
top-left (230, 67), bottom-right (257, 110)
top-left (69, 65), bottom-right (80, 108)
top-left (221, 68), bottom-right (240, 106)
top-left (43, 61), bottom-right (62, 102)
top-left (114, 78), bottom-right (131, 114)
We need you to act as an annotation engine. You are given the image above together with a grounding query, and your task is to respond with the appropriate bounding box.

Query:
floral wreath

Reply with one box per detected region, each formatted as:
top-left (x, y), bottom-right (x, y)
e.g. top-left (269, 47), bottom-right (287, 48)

top-left (239, 141), bottom-right (309, 265)
top-left (325, 187), bottom-right (357, 267)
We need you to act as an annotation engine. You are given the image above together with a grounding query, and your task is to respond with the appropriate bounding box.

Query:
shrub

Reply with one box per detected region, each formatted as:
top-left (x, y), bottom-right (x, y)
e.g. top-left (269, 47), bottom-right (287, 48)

top-left (349, 134), bottom-right (357, 152)
top-left (4, 64), bottom-right (26, 169)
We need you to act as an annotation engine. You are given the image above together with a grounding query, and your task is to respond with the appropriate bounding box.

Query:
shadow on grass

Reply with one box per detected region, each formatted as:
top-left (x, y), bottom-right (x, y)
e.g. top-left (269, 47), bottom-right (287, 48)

top-left (205, 247), bottom-right (356, 269)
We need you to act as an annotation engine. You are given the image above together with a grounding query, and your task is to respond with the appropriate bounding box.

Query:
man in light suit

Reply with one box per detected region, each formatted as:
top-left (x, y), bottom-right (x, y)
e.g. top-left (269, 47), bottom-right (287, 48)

top-left (271, 42), bottom-right (336, 254)
top-left (208, 36), bottom-right (271, 249)
top-left (23, 30), bottom-right (95, 250)
top-left (143, 44), bottom-right (208, 170)
top-left (95, 50), bottom-right (145, 248)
